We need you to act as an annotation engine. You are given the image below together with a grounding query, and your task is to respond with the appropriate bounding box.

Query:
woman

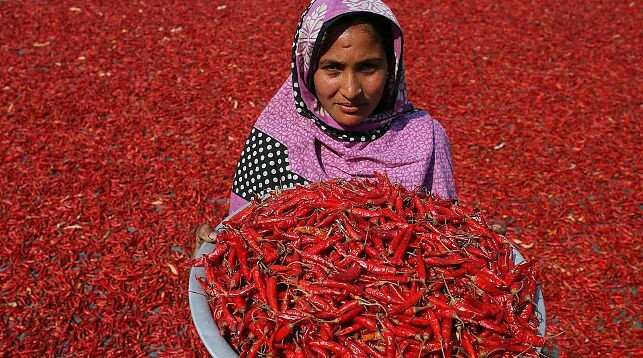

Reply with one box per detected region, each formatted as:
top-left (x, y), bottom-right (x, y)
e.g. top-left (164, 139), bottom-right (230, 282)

top-left (230, 0), bottom-right (457, 212)
top-left (195, 0), bottom-right (458, 248)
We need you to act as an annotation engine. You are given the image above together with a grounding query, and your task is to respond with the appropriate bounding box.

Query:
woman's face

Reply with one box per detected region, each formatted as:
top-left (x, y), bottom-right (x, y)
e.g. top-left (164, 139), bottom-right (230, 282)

top-left (313, 22), bottom-right (388, 128)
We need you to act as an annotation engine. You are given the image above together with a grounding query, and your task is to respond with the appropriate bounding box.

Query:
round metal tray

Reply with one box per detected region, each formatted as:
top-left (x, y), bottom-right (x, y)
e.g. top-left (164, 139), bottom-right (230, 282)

top-left (189, 230), bottom-right (546, 357)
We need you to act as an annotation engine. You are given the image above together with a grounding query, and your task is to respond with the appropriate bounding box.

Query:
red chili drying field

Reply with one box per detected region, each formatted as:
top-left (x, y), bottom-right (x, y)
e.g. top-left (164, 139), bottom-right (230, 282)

top-left (1, 0), bottom-right (640, 357)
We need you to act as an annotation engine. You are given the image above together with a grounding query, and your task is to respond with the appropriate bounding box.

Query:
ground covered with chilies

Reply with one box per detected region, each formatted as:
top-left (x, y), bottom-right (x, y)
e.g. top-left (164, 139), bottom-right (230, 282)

top-left (0, 0), bottom-right (639, 357)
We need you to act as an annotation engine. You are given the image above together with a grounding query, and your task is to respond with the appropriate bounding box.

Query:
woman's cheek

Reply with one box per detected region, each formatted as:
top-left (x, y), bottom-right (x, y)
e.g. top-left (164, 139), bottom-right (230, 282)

top-left (370, 72), bottom-right (388, 95)
top-left (314, 73), bottom-right (333, 99)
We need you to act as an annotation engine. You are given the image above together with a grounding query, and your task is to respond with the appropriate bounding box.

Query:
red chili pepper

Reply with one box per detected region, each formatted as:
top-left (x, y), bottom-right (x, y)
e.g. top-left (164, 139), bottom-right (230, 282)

top-left (395, 315), bottom-right (431, 328)
top-left (458, 314), bottom-right (510, 336)
top-left (337, 306), bottom-right (364, 324)
top-left (386, 283), bottom-right (407, 303)
top-left (302, 284), bottom-right (344, 296)
top-left (293, 346), bottom-right (306, 358)
top-left (464, 245), bottom-right (493, 261)
top-left (294, 296), bottom-right (315, 314)
top-left (353, 315), bottom-right (378, 331)
top-left (260, 242), bottom-right (279, 264)
top-left (423, 255), bottom-right (470, 266)
top-left (274, 309), bottom-right (314, 323)
top-left (336, 322), bottom-right (363, 336)
top-left (372, 221), bottom-right (410, 233)
top-left (388, 289), bottom-right (424, 315)
top-left (318, 280), bottom-right (362, 295)
top-left (250, 267), bottom-right (267, 302)
top-left (195, 276), bottom-right (219, 298)
top-left (342, 221), bottom-right (363, 241)
top-left (385, 186), bottom-right (398, 209)
top-left (230, 239), bottom-right (248, 269)
top-left (391, 322), bottom-right (421, 339)
top-left (403, 341), bottom-right (442, 355)
top-left (225, 204), bottom-right (254, 226)
top-left (394, 195), bottom-right (405, 214)
top-left (386, 228), bottom-right (405, 256)
top-left (274, 323), bottom-right (293, 342)
top-left (353, 338), bottom-right (385, 358)
top-left (308, 340), bottom-right (352, 357)
top-left (361, 273), bottom-right (410, 283)
top-left (251, 215), bottom-right (297, 229)
top-left (309, 346), bottom-right (330, 358)
top-left (433, 266), bottom-right (468, 279)
top-left (424, 309), bottom-right (442, 342)
top-left (416, 247), bottom-right (427, 283)
top-left (218, 298), bottom-right (239, 333)
top-left (306, 234), bottom-right (343, 255)
top-left (382, 328), bottom-right (397, 358)
top-left (411, 194), bottom-right (427, 218)
top-left (512, 326), bottom-right (547, 347)
top-left (366, 195), bottom-right (389, 206)
top-left (227, 285), bottom-right (255, 298)
top-left (364, 286), bottom-right (399, 304)
top-left (241, 227), bottom-right (262, 253)
top-left (292, 225), bottom-right (325, 237)
top-left (192, 242), bottom-right (229, 267)
top-left (315, 210), bottom-right (343, 227)
top-left (363, 244), bottom-right (381, 258)
top-left (391, 225), bottom-right (414, 265)
top-left (298, 250), bottom-right (336, 269)
top-left (345, 255), bottom-right (396, 275)
top-left (349, 207), bottom-right (383, 218)
top-left (304, 211), bottom-right (318, 227)
top-left (452, 297), bottom-right (487, 320)
top-left (440, 317), bottom-right (453, 356)
top-left (240, 338), bottom-right (263, 358)
top-left (380, 207), bottom-right (406, 223)
top-left (319, 322), bottom-right (335, 341)
top-left (460, 328), bottom-right (476, 358)
top-left (518, 300), bottom-right (533, 319)
top-left (266, 275), bottom-right (279, 312)
top-left (308, 294), bottom-right (337, 314)
top-left (268, 264), bottom-right (293, 274)
top-left (342, 338), bottom-right (369, 357)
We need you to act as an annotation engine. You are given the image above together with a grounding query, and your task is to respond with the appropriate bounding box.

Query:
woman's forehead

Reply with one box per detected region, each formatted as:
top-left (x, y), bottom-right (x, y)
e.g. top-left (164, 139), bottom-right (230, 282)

top-left (320, 22), bottom-right (381, 53)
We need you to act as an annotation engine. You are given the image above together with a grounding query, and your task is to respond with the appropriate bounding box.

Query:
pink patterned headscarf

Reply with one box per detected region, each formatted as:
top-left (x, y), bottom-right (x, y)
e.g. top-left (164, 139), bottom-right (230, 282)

top-left (292, 0), bottom-right (411, 132)
top-left (229, 0), bottom-right (457, 214)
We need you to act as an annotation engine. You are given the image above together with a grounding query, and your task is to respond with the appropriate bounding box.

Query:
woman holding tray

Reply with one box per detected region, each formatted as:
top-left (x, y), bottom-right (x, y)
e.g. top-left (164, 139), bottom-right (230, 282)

top-left (196, 0), bottom-right (458, 249)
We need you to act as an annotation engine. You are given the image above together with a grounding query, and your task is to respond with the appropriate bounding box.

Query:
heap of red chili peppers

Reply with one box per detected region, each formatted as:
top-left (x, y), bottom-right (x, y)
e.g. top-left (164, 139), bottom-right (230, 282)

top-left (194, 174), bottom-right (545, 357)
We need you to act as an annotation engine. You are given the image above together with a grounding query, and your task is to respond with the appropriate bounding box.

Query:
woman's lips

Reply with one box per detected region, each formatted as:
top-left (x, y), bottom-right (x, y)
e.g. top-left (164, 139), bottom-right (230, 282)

top-left (337, 103), bottom-right (363, 114)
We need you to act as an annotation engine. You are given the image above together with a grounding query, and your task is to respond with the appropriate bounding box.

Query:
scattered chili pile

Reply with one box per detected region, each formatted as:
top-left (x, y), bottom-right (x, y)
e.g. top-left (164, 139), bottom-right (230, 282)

top-left (194, 174), bottom-right (545, 357)
top-left (1, 0), bottom-right (640, 357)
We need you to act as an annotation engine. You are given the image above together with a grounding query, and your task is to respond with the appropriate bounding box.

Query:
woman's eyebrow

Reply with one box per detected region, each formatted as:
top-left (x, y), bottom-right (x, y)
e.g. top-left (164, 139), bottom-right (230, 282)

top-left (319, 57), bottom-right (385, 66)
top-left (319, 59), bottom-right (343, 65)
top-left (358, 57), bottom-right (386, 64)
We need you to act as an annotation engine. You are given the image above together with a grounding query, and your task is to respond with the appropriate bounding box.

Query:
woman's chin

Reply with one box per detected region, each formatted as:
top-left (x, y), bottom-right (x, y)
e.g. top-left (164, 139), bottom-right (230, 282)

top-left (331, 113), bottom-right (367, 129)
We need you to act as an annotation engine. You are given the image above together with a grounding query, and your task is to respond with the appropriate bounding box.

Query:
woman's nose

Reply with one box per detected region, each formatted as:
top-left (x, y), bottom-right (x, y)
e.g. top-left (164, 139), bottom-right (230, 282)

top-left (341, 72), bottom-right (362, 99)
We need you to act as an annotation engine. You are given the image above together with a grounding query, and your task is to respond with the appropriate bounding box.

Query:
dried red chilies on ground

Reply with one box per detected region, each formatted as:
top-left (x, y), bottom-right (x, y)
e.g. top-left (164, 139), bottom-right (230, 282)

top-left (2, 0), bottom-right (639, 356)
top-left (193, 174), bottom-right (546, 357)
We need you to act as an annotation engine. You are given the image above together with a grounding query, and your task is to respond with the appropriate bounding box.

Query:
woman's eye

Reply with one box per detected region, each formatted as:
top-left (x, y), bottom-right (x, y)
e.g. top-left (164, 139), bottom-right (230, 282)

top-left (359, 63), bottom-right (379, 73)
top-left (323, 65), bottom-right (340, 73)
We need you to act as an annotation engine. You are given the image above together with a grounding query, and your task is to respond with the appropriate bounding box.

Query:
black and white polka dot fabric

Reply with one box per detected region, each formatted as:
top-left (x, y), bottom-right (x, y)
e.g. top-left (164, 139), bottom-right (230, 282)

top-left (232, 128), bottom-right (309, 201)
top-left (311, 116), bottom-right (392, 142)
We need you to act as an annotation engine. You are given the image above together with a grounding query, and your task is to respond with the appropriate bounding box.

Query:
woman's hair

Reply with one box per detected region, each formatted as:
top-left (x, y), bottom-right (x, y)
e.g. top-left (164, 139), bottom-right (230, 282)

top-left (310, 12), bottom-right (395, 110)
top-left (321, 12), bottom-right (393, 63)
